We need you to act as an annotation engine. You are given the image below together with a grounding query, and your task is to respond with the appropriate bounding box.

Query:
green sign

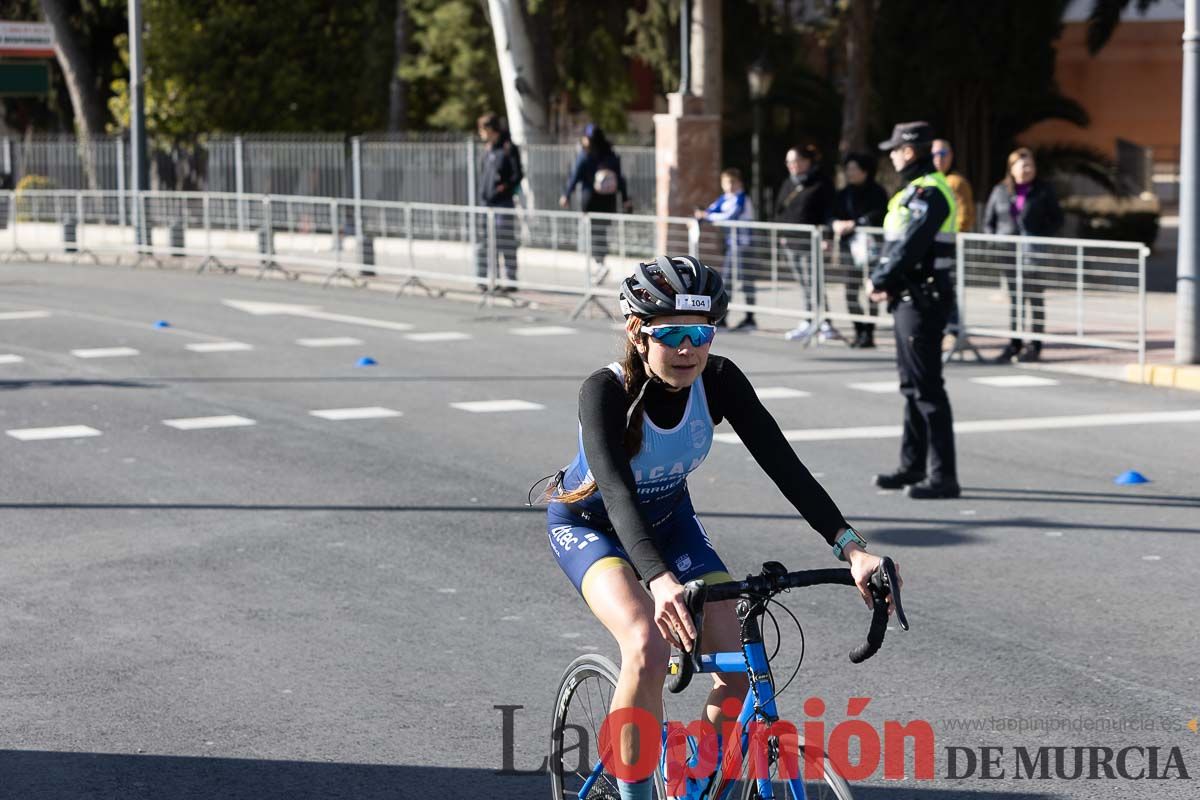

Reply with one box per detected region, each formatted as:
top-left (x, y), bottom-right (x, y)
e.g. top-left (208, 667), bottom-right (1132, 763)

top-left (0, 61), bottom-right (50, 96)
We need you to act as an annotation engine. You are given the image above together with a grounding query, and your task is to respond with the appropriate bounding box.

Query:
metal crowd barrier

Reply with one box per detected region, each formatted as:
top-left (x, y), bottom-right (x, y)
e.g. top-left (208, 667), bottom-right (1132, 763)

top-left (2, 190), bottom-right (1149, 364)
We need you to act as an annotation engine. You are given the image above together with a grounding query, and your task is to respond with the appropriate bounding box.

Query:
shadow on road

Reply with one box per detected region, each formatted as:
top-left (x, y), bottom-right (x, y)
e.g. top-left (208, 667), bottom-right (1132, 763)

top-left (0, 750), bottom-right (1060, 800)
top-left (0, 378), bottom-right (162, 391)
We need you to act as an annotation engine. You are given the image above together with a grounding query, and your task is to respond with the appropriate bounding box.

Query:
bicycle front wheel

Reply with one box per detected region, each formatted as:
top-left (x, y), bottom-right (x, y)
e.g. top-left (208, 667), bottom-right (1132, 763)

top-left (549, 653), bottom-right (668, 800)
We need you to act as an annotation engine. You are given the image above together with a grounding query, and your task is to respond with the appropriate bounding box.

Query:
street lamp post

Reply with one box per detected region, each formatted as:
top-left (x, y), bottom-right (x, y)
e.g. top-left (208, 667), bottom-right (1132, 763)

top-left (746, 58), bottom-right (775, 218)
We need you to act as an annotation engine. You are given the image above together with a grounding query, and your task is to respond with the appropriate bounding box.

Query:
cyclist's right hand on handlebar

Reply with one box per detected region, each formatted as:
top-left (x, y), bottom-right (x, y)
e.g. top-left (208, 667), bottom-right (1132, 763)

top-left (649, 572), bottom-right (696, 652)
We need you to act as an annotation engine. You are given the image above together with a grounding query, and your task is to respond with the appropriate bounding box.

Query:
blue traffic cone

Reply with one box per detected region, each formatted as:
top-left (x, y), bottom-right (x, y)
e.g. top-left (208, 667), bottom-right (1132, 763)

top-left (153, 320), bottom-right (171, 328)
top-left (1114, 470), bottom-right (1149, 485)
top-left (355, 356), bottom-right (377, 367)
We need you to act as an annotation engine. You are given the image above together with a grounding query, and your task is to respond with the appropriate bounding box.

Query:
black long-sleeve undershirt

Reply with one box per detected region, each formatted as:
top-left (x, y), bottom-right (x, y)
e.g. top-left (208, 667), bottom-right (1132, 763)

top-left (574, 355), bottom-right (849, 584)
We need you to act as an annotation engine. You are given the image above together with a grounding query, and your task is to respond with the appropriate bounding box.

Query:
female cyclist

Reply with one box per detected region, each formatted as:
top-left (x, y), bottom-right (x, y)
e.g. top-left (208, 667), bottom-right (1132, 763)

top-left (545, 255), bottom-right (900, 800)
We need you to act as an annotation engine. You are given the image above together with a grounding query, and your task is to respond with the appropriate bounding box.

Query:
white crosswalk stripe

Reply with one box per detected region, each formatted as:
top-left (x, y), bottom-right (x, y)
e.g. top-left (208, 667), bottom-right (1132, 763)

top-left (970, 375), bottom-right (1060, 388)
top-left (510, 326), bottom-right (577, 337)
top-left (162, 416), bottom-right (257, 430)
top-left (309, 407), bottom-right (403, 421)
top-left (7, 425), bottom-right (102, 441)
top-left (0, 310), bottom-right (51, 321)
top-left (0, 354), bottom-right (25, 365)
top-left (847, 381), bottom-right (898, 393)
top-left (297, 337), bottom-right (364, 347)
top-left (186, 341), bottom-right (254, 353)
top-left (755, 387), bottom-right (812, 400)
top-left (71, 347), bottom-right (140, 359)
top-left (451, 400), bottom-right (545, 413)
top-left (405, 332), bottom-right (472, 342)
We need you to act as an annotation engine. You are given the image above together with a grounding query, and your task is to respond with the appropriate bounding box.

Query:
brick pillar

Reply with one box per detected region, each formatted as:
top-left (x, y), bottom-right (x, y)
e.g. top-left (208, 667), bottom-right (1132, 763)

top-left (654, 93), bottom-right (721, 256)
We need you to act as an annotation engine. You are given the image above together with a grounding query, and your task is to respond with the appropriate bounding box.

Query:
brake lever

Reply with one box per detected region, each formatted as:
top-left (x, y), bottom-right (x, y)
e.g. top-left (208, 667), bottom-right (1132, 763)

top-left (872, 556), bottom-right (908, 631)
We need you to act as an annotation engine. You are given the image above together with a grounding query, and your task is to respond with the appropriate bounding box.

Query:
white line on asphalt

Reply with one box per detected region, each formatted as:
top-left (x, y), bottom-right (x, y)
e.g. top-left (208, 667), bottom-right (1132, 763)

top-left (162, 415), bottom-right (257, 430)
top-left (1044, 531), bottom-right (1064, 537)
top-left (186, 341), bottom-right (254, 353)
top-left (451, 400), bottom-right (546, 413)
top-left (6, 425), bottom-right (102, 441)
top-left (404, 331), bottom-right (472, 342)
top-left (1142, 555), bottom-right (1162, 561)
top-left (970, 375), bottom-right (1060, 388)
top-left (511, 326), bottom-right (577, 336)
top-left (847, 381), bottom-right (899, 393)
top-left (222, 300), bottom-right (413, 331)
top-left (0, 310), bottom-right (51, 321)
top-left (0, 354), bottom-right (25, 364)
top-left (309, 407), bottom-right (402, 421)
top-left (71, 347), bottom-right (140, 359)
top-left (714, 409), bottom-right (1200, 444)
top-left (296, 337), bottom-right (364, 347)
top-left (755, 387), bottom-right (813, 400)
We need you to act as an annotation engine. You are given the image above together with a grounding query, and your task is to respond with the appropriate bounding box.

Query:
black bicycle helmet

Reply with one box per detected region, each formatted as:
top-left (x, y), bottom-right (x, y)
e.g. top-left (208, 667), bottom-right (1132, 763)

top-left (619, 255), bottom-right (729, 322)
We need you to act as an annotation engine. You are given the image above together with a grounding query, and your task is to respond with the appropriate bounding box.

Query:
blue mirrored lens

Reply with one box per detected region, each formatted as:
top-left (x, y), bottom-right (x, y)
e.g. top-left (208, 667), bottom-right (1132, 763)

top-left (648, 325), bottom-right (715, 348)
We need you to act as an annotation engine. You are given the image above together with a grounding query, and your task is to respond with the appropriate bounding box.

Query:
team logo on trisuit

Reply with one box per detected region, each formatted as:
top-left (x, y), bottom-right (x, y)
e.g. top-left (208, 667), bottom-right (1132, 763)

top-left (674, 294), bottom-right (711, 312)
top-left (675, 554), bottom-right (692, 572)
top-left (690, 419), bottom-right (708, 450)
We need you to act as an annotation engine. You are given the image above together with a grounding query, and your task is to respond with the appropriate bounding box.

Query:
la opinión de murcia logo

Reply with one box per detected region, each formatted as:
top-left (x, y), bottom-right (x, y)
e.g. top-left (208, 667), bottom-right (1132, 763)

top-left (495, 703), bottom-right (1197, 784)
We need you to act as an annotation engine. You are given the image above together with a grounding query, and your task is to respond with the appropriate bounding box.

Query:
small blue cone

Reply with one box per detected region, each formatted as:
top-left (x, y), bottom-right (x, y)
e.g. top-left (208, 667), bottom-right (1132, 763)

top-left (1114, 470), bottom-right (1149, 485)
top-left (153, 320), bottom-right (171, 328)
top-left (355, 356), bottom-right (377, 367)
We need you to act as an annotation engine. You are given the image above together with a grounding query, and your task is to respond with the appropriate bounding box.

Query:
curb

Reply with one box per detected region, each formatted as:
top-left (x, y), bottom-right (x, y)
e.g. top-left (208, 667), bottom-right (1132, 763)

top-left (1125, 364), bottom-right (1200, 392)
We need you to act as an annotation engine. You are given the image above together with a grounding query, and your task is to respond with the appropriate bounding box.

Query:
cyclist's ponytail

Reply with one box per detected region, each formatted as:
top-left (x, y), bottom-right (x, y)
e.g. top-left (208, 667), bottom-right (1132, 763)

top-left (549, 318), bottom-right (649, 505)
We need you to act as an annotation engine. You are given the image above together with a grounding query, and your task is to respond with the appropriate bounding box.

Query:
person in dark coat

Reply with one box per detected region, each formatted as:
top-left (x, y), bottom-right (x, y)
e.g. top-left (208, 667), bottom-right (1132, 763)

top-left (774, 145), bottom-right (834, 341)
top-left (476, 112), bottom-right (524, 291)
top-left (830, 152), bottom-right (889, 348)
top-left (559, 124), bottom-right (632, 276)
top-left (982, 147), bottom-right (1064, 362)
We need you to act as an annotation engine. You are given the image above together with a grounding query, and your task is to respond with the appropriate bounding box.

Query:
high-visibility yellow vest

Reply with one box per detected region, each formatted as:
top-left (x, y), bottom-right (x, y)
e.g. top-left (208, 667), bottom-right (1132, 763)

top-left (883, 171), bottom-right (957, 240)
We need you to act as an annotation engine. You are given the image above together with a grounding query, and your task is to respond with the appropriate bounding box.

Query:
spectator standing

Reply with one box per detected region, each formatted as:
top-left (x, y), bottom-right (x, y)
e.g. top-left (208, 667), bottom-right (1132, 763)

top-left (475, 113), bottom-right (524, 292)
top-left (932, 139), bottom-right (975, 233)
top-left (830, 152), bottom-right (888, 348)
top-left (982, 147), bottom-right (1064, 362)
top-left (560, 123), bottom-right (633, 280)
top-left (774, 145), bottom-right (835, 341)
top-left (695, 168), bottom-right (757, 330)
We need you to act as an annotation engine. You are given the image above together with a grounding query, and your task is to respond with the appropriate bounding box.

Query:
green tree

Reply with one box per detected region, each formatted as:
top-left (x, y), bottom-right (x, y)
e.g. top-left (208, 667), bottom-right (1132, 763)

top-left (872, 0), bottom-right (1086, 192)
top-left (109, 0), bottom-right (394, 141)
top-left (400, 0), bottom-right (503, 131)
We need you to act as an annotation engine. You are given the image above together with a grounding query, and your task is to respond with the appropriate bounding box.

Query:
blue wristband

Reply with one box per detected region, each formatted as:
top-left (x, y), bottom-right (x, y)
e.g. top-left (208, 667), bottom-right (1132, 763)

top-left (832, 528), bottom-right (867, 562)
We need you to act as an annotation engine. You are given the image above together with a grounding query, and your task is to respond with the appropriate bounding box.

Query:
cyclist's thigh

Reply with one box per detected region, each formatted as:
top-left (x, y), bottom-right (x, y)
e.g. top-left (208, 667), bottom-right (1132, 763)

top-left (581, 560), bottom-right (658, 647)
top-left (547, 507), bottom-right (630, 595)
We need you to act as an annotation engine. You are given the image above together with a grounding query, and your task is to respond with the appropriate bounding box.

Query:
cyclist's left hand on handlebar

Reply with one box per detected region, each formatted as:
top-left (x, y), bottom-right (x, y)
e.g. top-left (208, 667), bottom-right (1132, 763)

top-left (649, 572), bottom-right (697, 652)
top-left (844, 545), bottom-right (903, 615)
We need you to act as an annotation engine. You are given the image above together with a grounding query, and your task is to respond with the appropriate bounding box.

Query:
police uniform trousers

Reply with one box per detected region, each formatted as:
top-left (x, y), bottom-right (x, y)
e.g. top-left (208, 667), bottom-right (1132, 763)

top-left (893, 298), bottom-right (957, 482)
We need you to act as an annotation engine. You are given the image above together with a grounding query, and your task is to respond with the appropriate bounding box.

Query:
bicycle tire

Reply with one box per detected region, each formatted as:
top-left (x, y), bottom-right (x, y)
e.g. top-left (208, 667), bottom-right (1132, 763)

top-left (550, 653), bottom-right (668, 800)
top-left (733, 732), bottom-right (853, 800)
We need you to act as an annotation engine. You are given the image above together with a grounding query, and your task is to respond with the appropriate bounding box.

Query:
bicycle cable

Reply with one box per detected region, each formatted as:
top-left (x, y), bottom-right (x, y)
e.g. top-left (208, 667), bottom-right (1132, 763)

top-left (763, 596), bottom-right (806, 702)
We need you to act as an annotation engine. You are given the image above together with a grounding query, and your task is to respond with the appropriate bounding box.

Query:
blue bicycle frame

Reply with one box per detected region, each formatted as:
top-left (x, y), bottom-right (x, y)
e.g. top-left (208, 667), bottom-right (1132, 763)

top-left (576, 639), bottom-right (810, 800)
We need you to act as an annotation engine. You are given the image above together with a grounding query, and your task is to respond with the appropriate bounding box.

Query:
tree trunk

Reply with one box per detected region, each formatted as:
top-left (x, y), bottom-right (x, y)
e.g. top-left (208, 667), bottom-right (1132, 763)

top-left (40, 0), bottom-right (106, 188)
top-left (839, 0), bottom-right (875, 156)
top-left (387, 0), bottom-right (408, 133)
top-left (486, 0), bottom-right (547, 207)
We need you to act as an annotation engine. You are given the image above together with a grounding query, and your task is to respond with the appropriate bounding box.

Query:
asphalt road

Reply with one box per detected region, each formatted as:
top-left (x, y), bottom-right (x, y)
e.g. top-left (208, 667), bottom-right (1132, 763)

top-left (0, 262), bottom-right (1196, 800)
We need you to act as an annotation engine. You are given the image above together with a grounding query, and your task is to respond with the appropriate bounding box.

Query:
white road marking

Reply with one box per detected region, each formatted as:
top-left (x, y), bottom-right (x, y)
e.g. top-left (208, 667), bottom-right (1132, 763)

top-left (1142, 555), bottom-right (1162, 561)
top-left (297, 337), bottom-right (364, 347)
top-left (848, 381), bottom-right (899, 393)
top-left (961, 509), bottom-right (977, 516)
top-left (451, 400), bottom-right (546, 413)
top-left (0, 310), bottom-right (51, 321)
top-left (970, 375), bottom-right (1060, 388)
top-left (186, 341), bottom-right (254, 353)
top-left (71, 347), bottom-right (139, 359)
top-left (0, 354), bottom-right (25, 364)
top-left (714, 409), bottom-right (1200, 444)
top-left (755, 387), bottom-right (813, 400)
top-left (7, 425), bottom-right (102, 441)
top-left (223, 299), bottom-right (412, 331)
top-left (162, 415), bottom-right (256, 430)
top-left (309, 406), bottom-right (402, 421)
top-left (404, 331), bottom-right (472, 342)
top-left (1044, 531), bottom-right (1064, 537)
top-left (511, 326), bottom-right (577, 336)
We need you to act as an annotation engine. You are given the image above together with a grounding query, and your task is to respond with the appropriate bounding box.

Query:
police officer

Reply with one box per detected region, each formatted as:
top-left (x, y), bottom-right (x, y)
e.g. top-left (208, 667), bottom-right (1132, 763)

top-left (866, 122), bottom-right (960, 499)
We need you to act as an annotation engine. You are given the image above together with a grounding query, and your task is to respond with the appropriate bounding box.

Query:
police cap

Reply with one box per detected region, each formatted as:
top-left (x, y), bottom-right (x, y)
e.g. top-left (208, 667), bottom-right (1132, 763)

top-left (878, 121), bottom-right (934, 152)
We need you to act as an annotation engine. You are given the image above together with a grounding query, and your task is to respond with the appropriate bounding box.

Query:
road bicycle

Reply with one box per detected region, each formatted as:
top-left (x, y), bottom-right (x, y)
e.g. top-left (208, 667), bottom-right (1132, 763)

top-left (550, 558), bottom-right (906, 799)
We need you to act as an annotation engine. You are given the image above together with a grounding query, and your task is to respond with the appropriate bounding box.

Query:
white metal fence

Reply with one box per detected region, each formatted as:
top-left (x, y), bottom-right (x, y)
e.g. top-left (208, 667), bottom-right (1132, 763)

top-left (3, 190), bottom-right (1148, 364)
